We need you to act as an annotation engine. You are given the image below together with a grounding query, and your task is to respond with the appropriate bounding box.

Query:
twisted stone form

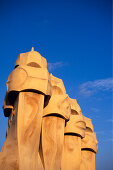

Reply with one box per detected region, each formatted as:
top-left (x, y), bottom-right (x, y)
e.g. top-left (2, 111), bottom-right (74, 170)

top-left (0, 48), bottom-right (98, 170)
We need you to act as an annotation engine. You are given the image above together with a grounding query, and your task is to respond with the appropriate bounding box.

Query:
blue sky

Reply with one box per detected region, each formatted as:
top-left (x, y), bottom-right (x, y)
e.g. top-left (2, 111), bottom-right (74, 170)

top-left (0, 0), bottom-right (112, 169)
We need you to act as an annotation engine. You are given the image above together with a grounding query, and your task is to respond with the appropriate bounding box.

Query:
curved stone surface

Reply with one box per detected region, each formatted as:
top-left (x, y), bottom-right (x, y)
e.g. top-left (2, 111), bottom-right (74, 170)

top-left (0, 48), bottom-right (98, 170)
top-left (50, 74), bottom-right (66, 95)
top-left (41, 78), bottom-right (70, 170)
top-left (7, 66), bottom-right (51, 95)
top-left (15, 48), bottom-right (47, 68)
top-left (43, 94), bottom-right (71, 120)
top-left (80, 117), bottom-right (98, 170)
top-left (61, 98), bottom-right (86, 170)
top-left (81, 117), bottom-right (98, 153)
top-left (65, 114), bottom-right (86, 138)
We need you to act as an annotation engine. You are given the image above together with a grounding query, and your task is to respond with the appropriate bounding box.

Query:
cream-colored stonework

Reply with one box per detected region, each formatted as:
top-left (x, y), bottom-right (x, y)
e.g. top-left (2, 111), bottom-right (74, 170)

top-left (81, 117), bottom-right (98, 153)
top-left (0, 96), bottom-right (19, 170)
top-left (17, 92), bottom-right (44, 170)
top-left (0, 48), bottom-right (49, 170)
top-left (0, 48), bottom-right (98, 170)
top-left (50, 74), bottom-right (66, 95)
top-left (80, 117), bottom-right (98, 170)
top-left (3, 92), bottom-right (13, 117)
top-left (15, 47), bottom-right (47, 68)
top-left (7, 48), bottom-right (52, 95)
top-left (41, 76), bottom-right (71, 170)
top-left (84, 117), bottom-right (94, 132)
top-left (80, 151), bottom-right (96, 170)
top-left (43, 94), bottom-right (71, 120)
top-left (61, 98), bottom-right (86, 170)
top-left (42, 116), bottom-right (65, 170)
top-left (64, 114), bottom-right (86, 138)
top-left (69, 98), bottom-right (82, 114)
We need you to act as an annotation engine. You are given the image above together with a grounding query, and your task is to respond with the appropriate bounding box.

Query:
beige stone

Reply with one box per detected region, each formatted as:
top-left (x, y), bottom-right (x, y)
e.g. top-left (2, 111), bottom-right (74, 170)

top-left (61, 99), bottom-right (86, 170)
top-left (69, 98), bottom-right (82, 114)
top-left (81, 117), bottom-right (98, 153)
top-left (1, 92), bottom-right (45, 170)
top-left (2, 91), bottom-right (44, 170)
top-left (3, 92), bottom-right (13, 117)
top-left (80, 151), bottom-right (96, 170)
top-left (7, 48), bottom-right (51, 96)
top-left (42, 116), bottom-right (65, 170)
top-left (41, 76), bottom-right (71, 170)
top-left (61, 135), bottom-right (81, 170)
top-left (0, 48), bottom-right (98, 170)
top-left (0, 48), bottom-right (49, 170)
top-left (64, 114), bottom-right (86, 138)
top-left (0, 95), bottom-right (19, 170)
top-left (14, 48), bottom-right (49, 170)
top-left (15, 47), bottom-right (47, 68)
top-left (7, 66), bottom-right (51, 96)
top-left (50, 74), bottom-right (66, 95)
top-left (17, 92), bottom-right (44, 170)
top-left (43, 94), bottom-right (71, 120)
top-left (83, 117), bottom-right (94, 132)
top-left (80, 117), bottom-right (98, 170)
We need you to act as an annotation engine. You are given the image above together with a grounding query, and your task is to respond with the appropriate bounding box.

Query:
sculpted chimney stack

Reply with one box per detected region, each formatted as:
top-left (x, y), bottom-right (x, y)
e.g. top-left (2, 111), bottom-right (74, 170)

top-left (80, 117), bottom-right (98, 170)
top-left (61, 99), bottom-right (86, 170)
top-left (0, 48), bottom-right (98, 170)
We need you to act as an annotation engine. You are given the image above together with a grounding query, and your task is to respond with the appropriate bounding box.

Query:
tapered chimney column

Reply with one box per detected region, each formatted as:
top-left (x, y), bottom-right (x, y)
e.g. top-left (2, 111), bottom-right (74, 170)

top-left (41, 75), bottom-right (71, 170)
top-left (0, 48), bottom-right (51, 170)
top-left (80, 117), bottom-right (98, 170)
top-left (61, 99), bottom-right (86, 170)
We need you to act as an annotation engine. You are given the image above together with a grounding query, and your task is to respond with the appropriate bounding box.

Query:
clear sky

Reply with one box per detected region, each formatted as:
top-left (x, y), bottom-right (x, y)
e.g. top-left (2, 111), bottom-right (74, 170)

top-left (0, 0), bottom-right (112, 169)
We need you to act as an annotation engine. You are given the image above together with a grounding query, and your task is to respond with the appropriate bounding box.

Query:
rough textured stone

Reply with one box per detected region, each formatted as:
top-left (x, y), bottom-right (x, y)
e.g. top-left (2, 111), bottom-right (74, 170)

top-left (0, 48), bottom-right (98, 170)
top-left (41, 76), bottom-right (71, 170)
top-left (61, 99), bottom-right (86, 170)
top-left (80, 117), bottom-right (98, 170)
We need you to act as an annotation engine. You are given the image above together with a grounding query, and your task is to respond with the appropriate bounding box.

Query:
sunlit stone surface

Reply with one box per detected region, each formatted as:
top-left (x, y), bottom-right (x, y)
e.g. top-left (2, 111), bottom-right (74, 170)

top-left (0, 48), bottom-right (98, 170)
